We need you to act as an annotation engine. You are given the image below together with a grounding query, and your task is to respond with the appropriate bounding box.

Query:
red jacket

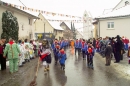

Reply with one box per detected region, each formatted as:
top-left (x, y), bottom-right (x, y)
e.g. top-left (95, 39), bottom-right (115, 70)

top-left (96, 41), bottom-right (99, 48)
top-left (125, 39), bottom-right (129, 44)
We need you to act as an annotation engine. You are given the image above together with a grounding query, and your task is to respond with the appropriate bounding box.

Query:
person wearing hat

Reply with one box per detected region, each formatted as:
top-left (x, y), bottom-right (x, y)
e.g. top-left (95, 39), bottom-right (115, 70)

top-left (114, 35), bottom-right (122, 63)
top-left (58, 49), bottom-right (67, 71)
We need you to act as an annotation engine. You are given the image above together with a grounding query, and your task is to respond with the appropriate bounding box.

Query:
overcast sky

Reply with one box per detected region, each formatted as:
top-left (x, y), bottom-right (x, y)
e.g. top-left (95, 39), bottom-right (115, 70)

top-left (2, 0), bottom-right (120, 18)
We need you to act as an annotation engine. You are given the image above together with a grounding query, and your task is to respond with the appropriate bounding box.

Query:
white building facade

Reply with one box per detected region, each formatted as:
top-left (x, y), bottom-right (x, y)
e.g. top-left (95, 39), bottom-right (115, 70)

top-left (0, 4), bottom-right (38, 40)
top-left (83, 10), bottom-right (93, 40)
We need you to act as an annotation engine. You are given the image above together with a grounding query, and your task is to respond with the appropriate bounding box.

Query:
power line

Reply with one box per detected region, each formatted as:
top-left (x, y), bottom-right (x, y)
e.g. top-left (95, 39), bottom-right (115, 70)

top-left (18, 0), bottom-right (26, 7)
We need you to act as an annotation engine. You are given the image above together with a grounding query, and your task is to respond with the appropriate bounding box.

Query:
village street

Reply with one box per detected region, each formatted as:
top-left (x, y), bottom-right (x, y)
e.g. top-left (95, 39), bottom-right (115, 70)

top-left (0, 49), bottom-right (130, 86)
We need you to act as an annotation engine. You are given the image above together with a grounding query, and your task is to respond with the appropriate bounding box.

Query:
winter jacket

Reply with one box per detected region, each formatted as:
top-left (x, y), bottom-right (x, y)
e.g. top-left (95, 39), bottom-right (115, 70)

top-left (59, 53), bottom-right (67, 64)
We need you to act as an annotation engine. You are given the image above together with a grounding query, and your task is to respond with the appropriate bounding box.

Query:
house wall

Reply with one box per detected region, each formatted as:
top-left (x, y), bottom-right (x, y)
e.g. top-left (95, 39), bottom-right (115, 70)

top-left (60, 22), bottom-right (73, 39)
top-left (98, 17), bottom-right (130, 39)
top-left (93, 24), bottom-right (98, 39)
top-left (54, 30), bottom-right (63, 40)
top-left (34, 14), bottom-right (54, 34)
top-left (0, 6), bottom-right (34, 40)
top-left (113, 0), bottom-right (130, 10)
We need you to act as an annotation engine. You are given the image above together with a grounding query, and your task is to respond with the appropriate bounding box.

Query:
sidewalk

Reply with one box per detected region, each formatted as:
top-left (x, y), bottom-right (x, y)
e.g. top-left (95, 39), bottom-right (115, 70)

top-left (96, 52), bottom-right (130, 79)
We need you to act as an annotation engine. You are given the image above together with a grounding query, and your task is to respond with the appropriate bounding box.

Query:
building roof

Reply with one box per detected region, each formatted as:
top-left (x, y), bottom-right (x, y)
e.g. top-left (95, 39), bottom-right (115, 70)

top-left (113, 0), bottom-right (123, 10)
top-left (64, 22), bottom-right (71, 29)
top-left (1, 0), bottom-right (39, 19)
top-left (48, 21), bottom-right (64, 30)
top-left (96, 4), bottom-right (130, 19)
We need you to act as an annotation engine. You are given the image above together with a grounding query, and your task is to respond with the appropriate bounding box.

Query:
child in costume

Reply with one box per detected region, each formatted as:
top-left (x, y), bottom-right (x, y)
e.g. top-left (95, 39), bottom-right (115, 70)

top-left (54, 44), bottom-right (60, 65)
top-left (58, 49), bottom-right (67, 71)
top-left (87, 43), bottom-right (95, 69)
top-left (24, 45), bottom-right (30, 62)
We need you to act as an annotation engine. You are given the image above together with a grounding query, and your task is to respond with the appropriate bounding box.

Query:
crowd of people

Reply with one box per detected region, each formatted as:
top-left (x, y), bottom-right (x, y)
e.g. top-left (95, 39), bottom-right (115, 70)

top-left (0, 35), bottom-right (130, 74)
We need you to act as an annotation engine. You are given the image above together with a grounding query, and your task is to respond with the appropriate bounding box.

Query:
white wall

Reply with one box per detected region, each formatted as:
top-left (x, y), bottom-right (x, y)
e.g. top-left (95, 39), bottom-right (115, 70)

top-left (99, 17), bottom-right (130, 39)
top-left (0, 6), bottom-right (34, 40)
top-left (113, 0), bottom-right (130, 10)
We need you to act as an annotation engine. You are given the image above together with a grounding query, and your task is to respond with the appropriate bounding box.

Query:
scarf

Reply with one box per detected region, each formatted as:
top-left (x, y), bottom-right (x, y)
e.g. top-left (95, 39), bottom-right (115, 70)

top-left (9, 41), bottom-right (14, 45)
top-left (82, 41), bottom-right (85, 48)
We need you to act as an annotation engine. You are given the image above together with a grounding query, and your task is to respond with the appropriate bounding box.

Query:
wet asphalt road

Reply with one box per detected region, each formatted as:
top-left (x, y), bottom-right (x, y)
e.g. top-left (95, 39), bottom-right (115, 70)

top-left (36, 49), bottom-right (130, 86)
top-left (0, 49), bottom-right (130, 86)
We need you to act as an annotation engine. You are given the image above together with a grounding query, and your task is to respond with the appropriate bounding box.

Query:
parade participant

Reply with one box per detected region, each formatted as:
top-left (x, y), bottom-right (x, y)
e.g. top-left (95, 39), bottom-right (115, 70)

top-left (54, 44), bottom-right (60, 65)
top-left (40, 39), bottom-right (51, 73)
top-left (78, 38), bottom-right (82, 54)
top-left (81, 39), bottom-right (87, 60)
top-left (3, 38), bottom-right (21, 73)
top-left (29, 40), bottom-right (34, 59)
top-left (58, 49), bottom-right (67, 71)
top-left (18, 40), bottom-right (24, 67)
top-left (105, 43), bottom-right (112, 66)
top-left (0, 37), bottom-right (6, 70)
top-left (75, 39), bottom-right (79, 55)
top-left (70, 39), bottom-right (75, 54)
top-left (125, 37), bottom-right (129, 50)
top-left (111, 37), bottom-right (116, 59)
top-left (127, 47), bottom-right (130, 64)
top-left (87, 43), bottom-right (95, 69)
top-left (35, 40), bottom-right (40, 57)
top-left (96, 39), bottom-right (99, 52)
top-left (115, 35), bottom-right (122, 63)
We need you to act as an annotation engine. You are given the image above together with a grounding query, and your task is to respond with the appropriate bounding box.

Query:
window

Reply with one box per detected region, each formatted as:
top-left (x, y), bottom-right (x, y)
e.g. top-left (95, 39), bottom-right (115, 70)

top-left (125, 1), bottom-right (129, 5)
top-left (107, 22), bottom-right (114, 29)
top-left (29, 19), bottom-right (32, 25)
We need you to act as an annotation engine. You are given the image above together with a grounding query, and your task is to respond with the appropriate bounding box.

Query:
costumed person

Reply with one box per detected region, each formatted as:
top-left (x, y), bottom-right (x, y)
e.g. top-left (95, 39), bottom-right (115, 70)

top-left (24, 39), bottom-right (30, 62)
top-left (105, 43), bottom-right (112, 66)
top-left (78, 38), bottom-right (82, 54)
top-left (40, 39), bottom-right (51, 73)
top-left (87, 43), bottom-right (95, 69)
top-left (125, 37), bottom-right (129, 50)
top-left (3, 38), bottom-right (21, 73)
top-left (58, 49), bottom-right (67, 71)
top-left (21, 40), bottom-right (25, 64)
top-left (35, 40), bottom-right (40, 57)
top-left (127, 46), bottom-right (130, 64)
top-left (17, 40), bottom-right (24, 67)
top-left (75, 39), bottom-right (79, 55)
top-left (29, 40), bottom-right (34, 59)
top-left (82, 39), bottom-right (87, 60)
top-left (115, 35), bottom-right (122, 63)
top-left (96, 39), bottom-right (99, 52)
top-left (70, 39), bottom-right (75, 54)
top-left (54, 44), bottom-right (60, 65)
top-left (0, 37), bottom-right (6, 70)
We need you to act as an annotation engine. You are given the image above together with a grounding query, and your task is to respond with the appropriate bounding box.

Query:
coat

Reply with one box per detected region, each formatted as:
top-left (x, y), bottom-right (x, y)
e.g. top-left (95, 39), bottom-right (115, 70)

top-left (4, 43), bottom-right (20, 59)
top-left (58, 53), bottom-right (67, 64)
top-left (105, 45), bottom-right (112, 57)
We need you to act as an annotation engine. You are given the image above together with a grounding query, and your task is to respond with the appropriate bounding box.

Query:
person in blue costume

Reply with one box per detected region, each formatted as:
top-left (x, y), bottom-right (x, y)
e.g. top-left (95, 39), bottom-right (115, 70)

top-left (81, 39), bottom-right (87, 60)
top-left (75, 39), bottom-right (79, 55)
top-left (54, 44), bottom-right (60, 65)
top-left (78, 39), bottom-right (82, 55)
top-left (58, 49), bottom-right (67, 71)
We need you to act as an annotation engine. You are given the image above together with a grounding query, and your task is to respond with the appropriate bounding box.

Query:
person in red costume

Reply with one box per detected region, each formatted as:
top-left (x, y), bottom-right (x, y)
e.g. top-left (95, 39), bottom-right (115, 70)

top-left (96, 39), bottom-right (99, 52)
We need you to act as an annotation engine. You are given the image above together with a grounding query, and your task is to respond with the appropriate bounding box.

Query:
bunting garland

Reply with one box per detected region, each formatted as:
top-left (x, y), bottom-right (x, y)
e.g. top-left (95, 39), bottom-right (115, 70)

top-left (0, 1), bottom-right (82, 19)
top-left (0, 1), bottom-right (93, 23)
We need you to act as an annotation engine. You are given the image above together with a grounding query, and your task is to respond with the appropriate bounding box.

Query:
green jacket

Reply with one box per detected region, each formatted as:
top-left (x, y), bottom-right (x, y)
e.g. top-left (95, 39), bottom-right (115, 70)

top-left (4, 43), bottom-right (20, 59)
